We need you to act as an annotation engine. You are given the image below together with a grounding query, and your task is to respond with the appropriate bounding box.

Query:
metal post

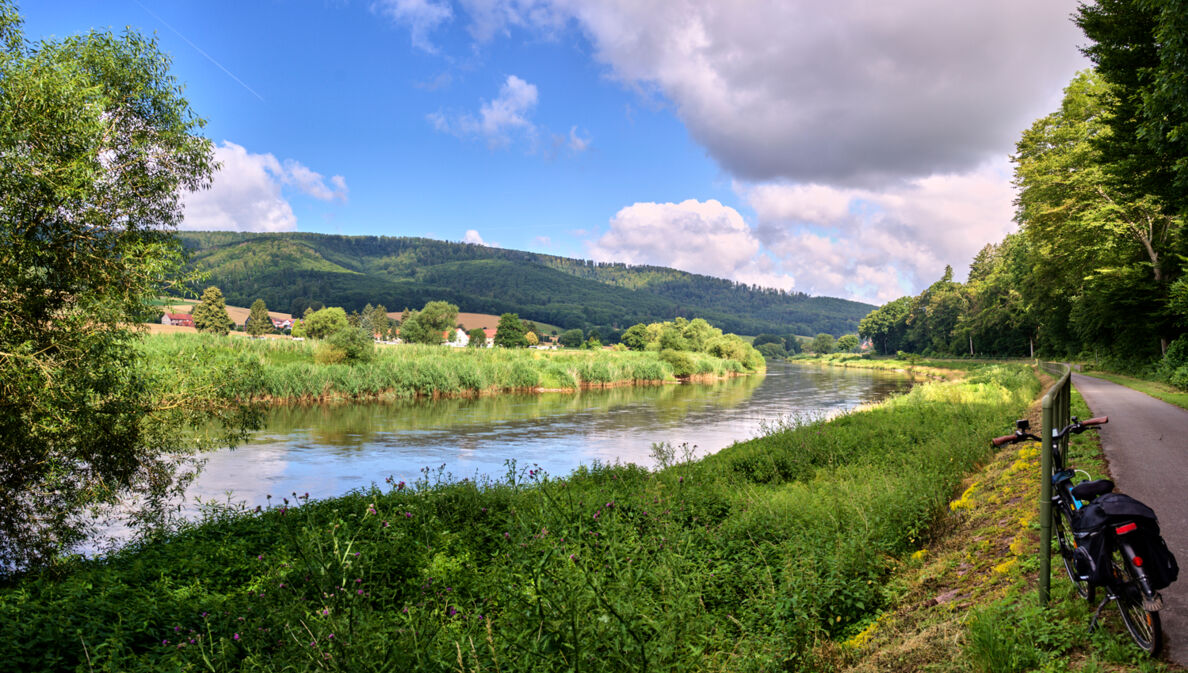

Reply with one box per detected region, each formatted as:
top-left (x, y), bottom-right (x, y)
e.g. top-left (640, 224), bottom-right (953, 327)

top-left (1038, 363), bottom-right (1071, 607)
top-left (1039, 389), bottom-right (1054, 606)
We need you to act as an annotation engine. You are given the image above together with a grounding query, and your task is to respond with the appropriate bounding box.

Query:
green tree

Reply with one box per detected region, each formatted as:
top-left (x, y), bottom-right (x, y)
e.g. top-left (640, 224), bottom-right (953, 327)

top-left (419, 301), bottom-right (459, 335)
top-left (755, 342), bottom-right (787, 360)
top-left (1014, 70), bottom-right (1182, 357)
top-left (559, 328), bottom-right (586, 348)
top-left (809, 333), bottom-right (835, 354)
top-left (836, 334), bottom-right (860, 353)
top-left (0, 3), bottom-right (254, 569)
top-left (752, 334), bottom-right (784, 347)
top-left (467, 327), bottom-right (487, 347)
top-left (304, 307), bottom-right (349, 339)
top-left (859, 296), bottom-right (911, 355)
top-left (494, 313), bottom-right (528, 348)
top-left (246, 298), bottom-right (272, 337)
top-left (192, 286), bottom-right (234, 335)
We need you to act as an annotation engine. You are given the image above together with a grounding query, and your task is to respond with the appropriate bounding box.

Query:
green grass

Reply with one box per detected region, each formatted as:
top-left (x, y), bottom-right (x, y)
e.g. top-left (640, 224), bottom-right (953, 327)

top-left (1079, 370), bottom-right (1188, 411)
top-left (0, 363), bottom-right (1041, 672)
top-left (139, 333), bottom-right (760, 402)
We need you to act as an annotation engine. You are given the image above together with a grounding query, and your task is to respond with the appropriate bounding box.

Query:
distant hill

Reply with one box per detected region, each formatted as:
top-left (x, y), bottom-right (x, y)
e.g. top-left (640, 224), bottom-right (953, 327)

top-left (175, 232), bottom-right (873, 337)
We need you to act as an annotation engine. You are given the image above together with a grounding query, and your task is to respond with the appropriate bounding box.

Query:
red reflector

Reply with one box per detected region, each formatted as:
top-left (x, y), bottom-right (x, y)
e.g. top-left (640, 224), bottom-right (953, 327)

top-left (1133, 556), bottom-right (1144, 567)
top-left (1115, 522), bottom-right (1138, 535)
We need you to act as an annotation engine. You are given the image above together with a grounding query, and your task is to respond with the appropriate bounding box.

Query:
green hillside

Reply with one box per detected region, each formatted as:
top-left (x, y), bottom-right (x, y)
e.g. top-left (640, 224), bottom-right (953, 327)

top-left (176, 232), bottom-right (872, 337)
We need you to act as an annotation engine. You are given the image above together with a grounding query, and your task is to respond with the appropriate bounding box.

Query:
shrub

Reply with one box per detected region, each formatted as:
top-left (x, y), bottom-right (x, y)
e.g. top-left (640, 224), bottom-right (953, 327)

top-left (326, 326), bottom-right (375, 363)
top-left (659, 348), bottom-right (696, 377)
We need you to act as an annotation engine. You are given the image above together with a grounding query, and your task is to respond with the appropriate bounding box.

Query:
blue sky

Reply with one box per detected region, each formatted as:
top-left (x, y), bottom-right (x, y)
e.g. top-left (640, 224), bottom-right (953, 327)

top-left (23, 1), bottom-right (1088, 304)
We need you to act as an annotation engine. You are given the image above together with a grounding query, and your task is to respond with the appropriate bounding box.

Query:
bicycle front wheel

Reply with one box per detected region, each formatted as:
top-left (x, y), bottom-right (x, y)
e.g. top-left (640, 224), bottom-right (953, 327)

top-left (1053, 505), bottom-right (1093, 601)
top-left (1113, 550), bottom-right (1162, 655)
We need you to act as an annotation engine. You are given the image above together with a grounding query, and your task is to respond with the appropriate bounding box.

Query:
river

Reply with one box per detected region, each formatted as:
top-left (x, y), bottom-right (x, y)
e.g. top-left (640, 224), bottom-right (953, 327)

top-left (184, 362), bottom-right (911, 511)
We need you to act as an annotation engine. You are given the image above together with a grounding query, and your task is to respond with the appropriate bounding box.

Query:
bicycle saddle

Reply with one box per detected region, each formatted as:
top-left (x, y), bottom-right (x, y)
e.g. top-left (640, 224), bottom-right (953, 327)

top-left (1071, 479), bottom-right (1115, 501)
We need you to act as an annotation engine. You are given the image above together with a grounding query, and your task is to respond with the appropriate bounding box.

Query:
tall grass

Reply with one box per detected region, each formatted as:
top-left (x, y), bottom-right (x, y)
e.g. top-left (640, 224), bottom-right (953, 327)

top-left (139, 333), bottom-right (754, 402)
top-left (0, 363), bottom-right (1039, 672)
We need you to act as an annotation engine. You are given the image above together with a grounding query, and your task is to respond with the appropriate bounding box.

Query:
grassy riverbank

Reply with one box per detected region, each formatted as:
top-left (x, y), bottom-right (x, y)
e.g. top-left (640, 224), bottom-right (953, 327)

top-left (830, 389), bottom-right (1180, 673)
top-left (141, 333), bottom-right (759, 402)
top-left (1, 363), bottom-right (1039, 672)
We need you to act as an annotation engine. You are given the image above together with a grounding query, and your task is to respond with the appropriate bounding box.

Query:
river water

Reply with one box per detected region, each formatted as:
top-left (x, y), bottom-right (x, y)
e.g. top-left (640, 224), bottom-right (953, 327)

top-left (185, 362), bottom-right (911, 510)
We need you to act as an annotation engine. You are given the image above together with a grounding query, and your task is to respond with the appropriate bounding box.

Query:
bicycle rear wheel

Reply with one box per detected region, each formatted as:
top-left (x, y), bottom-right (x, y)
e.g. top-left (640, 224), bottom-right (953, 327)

top-left (1053, 505), bottom-right (1094, 601)
top-left (1112, 550), bottom-right (1162, 655)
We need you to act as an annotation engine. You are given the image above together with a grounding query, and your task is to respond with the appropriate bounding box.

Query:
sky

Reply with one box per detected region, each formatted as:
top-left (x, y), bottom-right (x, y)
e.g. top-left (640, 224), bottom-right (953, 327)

top-left (23, 0), bottom-right (1089, 305)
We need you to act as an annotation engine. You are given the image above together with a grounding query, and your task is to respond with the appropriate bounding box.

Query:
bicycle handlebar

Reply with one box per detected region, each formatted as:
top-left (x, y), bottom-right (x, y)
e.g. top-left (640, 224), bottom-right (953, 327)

top-left (1081, 416), bottom-right (1108, 426)
top-left (991, 434), bottom-right (1018, 447)
top-left (990, 416), bottom-right (1108, 447)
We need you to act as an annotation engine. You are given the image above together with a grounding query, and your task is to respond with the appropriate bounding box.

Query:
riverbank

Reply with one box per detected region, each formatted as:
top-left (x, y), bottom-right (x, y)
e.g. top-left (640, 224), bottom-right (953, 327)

top-left (1, 363), bottom-right (1039, 672)
top-left (826, 387), bottom-right (1182, 672)
top-left (141, 332), bottom-right (762, 403)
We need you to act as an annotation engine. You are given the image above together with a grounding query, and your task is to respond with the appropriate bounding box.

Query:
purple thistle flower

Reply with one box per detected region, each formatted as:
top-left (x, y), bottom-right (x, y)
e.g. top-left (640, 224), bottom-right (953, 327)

top-left (233, 633), bottom-right (240, 641)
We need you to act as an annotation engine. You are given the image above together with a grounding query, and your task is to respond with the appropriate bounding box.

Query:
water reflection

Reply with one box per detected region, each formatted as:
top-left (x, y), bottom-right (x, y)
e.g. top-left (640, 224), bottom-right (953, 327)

top-left (189, 363), bottom-right (910, 509)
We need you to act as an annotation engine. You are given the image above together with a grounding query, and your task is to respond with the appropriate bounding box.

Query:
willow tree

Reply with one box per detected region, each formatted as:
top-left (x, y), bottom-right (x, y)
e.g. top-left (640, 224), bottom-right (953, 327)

top-left (0, 2), bottom-right (255, 570)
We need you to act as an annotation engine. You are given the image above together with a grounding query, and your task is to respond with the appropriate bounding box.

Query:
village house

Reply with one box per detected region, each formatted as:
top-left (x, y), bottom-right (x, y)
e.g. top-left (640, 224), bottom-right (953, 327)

top-left (161, 312), bottom-right (193, 327)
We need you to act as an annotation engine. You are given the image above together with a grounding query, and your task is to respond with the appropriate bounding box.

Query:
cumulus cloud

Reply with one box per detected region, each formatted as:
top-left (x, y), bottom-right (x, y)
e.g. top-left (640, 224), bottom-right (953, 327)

top-left (430, 75), bottom-right (540, 148)
top-left (393, 0), bottom-right (1086, 187)
top-left (372, 0), bottom-right (453, 52)
top-left (463, 229), bottom-right (500, 246)
top-left (181, 141), bottom-right (347, 232)
top-left (739, 160), bottom-right (1016, 302)
top-left (588, 199), bottom-right (795, 291)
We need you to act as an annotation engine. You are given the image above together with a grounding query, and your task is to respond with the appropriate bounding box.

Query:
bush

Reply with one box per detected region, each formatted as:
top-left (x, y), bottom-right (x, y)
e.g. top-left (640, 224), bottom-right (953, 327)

top-left (326, 326), bottom-right (374, 363)
top-left (659, 348), bottom-right (696, 377)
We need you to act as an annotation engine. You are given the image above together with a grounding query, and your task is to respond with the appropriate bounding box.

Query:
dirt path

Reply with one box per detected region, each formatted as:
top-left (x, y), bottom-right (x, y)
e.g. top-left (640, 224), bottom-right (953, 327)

top-left (1072, 373), bottom-right (1188, 665)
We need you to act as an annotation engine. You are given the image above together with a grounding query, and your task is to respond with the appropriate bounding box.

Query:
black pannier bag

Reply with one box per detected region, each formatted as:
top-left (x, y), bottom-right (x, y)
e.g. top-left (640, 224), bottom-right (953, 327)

top-left (1071, 493), bottom-right (1179, 590)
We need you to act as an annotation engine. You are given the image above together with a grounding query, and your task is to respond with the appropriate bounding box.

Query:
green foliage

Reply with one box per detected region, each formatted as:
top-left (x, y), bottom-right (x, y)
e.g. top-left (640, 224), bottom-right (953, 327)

top-left (809, 333), bottom-right (835, 354)
top-left (836, 334), bottom-right (859, 353)
top-left (246, 298), bottom-right (272, 336)
top-left (755, 342), bottom-right (787, 360)
top-left (0, 3), bottom-right (258, 570)
top-left (559, 327), bottom-right (585, 348)
top-left (619, 324), bottom-right (648, 350)
top-left (193, 286), bottom-right (234, 335)
top-left (467, 327), bottom-right (486, 348)
top-left (325, 327), bottom-right (374, 363)
top-left (658, 348), bottom-right (695, 377)
top-left (494, 313), bottom-right (528, 348)
top-left (174, 231), bottom-right (874, 338)
top-left (303, 307), bottom-right (349, 340)
top-left (0, 364), bottom-right (1038, 671)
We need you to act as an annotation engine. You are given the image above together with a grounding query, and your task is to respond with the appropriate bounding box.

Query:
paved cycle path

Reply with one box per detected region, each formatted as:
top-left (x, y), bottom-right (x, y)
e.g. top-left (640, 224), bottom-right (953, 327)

top-left (1072, 373), bottom-right (1188, 665)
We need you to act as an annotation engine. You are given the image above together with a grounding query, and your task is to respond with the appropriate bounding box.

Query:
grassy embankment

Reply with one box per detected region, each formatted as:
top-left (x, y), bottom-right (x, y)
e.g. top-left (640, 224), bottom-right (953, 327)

top-left (803, 364), bottom-right (1181, 672)
top-left (140, 332), bottom-right (757, 403)
top-left (1079, 369), bottom-right (1188, 412)
top-left (2, 363), bottom-right (1043, 671)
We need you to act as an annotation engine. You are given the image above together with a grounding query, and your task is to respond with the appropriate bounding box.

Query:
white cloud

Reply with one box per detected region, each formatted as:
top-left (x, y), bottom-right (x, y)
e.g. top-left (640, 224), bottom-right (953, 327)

top-left (463, 229), bottom-right (500, 247)
top-left (566, 126), bottom-right (591, 153)
top-left (449, 0), bottom-right (1086, 187)
top-left (588, 199), bottom-right (795, 291)
top-left (430, 75), bottom-right (540, 148)
top-left (739, 160), bottom-right (1016, 302)
top-left (181, 141), bottom-right (347, 232)
top-left (371, 0), bottom-right (453, 52)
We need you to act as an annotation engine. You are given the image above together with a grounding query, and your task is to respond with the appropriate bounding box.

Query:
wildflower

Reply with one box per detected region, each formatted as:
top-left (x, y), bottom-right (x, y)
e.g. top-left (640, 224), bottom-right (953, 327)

top-left (355, 578), bottom-right (362, 583)
top-left (322, 609), bottom-right (330, 616)
top-left (405, 512), bottom-right (412, 518)
top-left (233, 633), bottom-right (240, 641)
top-left (174, 626), bottom-right (180, 632)
top-left (328, 634), bottom-right (335, 640)
top-left (383, 521), bottom-right (389, 527)
top-left (354, 552), bottom-right (360, 557)
top-left (162, 639), bottom-right (169, 646)
top-left (358, 589), bottom-right (364, 595)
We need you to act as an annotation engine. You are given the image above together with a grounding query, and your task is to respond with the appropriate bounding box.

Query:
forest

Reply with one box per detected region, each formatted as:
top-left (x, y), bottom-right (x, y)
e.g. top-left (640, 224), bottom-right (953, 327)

top-left (860, 2), bottom-right (1188, 379)
top-left (175, 232), bottom-right (872, 338)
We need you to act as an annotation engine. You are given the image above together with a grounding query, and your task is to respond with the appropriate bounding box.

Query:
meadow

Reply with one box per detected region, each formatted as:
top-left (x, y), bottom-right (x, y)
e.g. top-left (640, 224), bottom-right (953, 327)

top-left (0, 363), bottom-right (1039, 672)
top-left (140, 333), bottom-right (755, 402)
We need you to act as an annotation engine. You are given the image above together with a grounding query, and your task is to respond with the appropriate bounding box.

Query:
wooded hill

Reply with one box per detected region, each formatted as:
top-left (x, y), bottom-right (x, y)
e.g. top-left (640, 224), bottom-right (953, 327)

top-left (175, 232), bottom-right (872, 337)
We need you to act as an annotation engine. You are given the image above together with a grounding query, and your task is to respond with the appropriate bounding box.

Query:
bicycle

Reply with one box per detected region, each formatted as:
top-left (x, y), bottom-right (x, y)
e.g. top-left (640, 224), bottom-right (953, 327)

top-left (992, 416), bottom-right (1166, 655)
